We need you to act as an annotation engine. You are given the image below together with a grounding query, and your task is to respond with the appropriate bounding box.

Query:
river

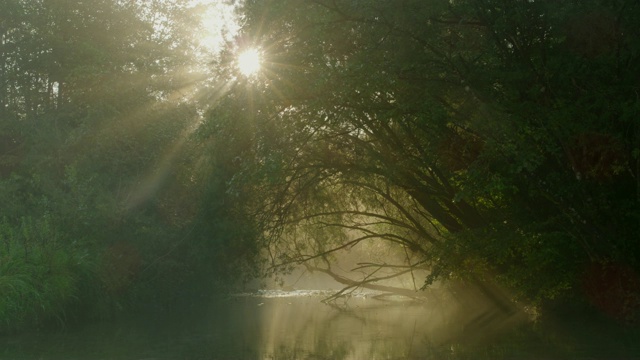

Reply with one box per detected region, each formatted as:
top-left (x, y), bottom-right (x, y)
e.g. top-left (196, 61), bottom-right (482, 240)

top-left (1, 290), bottom-right (638, 359)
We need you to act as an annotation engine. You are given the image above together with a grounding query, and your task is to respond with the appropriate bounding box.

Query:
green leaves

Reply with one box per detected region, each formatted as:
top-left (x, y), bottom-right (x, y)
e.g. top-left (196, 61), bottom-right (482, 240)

top-left (0, 0), bottom-right (235, 330)
top-left (0, 216), bottom-right (83, 331)
top-left (223, 0), bottom-right (640, 310)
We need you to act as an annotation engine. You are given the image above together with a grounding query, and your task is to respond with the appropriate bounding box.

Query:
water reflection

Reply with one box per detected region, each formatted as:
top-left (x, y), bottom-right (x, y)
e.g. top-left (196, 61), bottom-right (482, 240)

top-left (198, 289), bottom-right (530, 359)
top-left (250, 292), bottom-right (447, 359)
top-left (1, 290), bottom-right (638, 359)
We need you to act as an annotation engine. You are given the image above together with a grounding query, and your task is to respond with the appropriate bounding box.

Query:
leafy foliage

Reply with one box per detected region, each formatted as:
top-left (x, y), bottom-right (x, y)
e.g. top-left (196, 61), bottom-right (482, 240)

top-left (2, 0), bottom-right (639, 332)
top-left (210, 0), bottom-right (640, 317)
top-left (0, 0), bottom-right (249, 331)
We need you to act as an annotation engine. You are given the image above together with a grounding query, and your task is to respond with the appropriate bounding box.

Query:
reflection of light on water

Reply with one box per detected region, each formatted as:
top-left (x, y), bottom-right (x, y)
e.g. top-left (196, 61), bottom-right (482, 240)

top-left (233, 289), bottom-right (419, 300)
top-left (233, 289), bottom-right (337, 298)
top-left (238, 290), bottom-right (452, 359)
top-left (227, 288), bottom-right (529, 359)
top-left (0, 289), bottom-right (535, 359)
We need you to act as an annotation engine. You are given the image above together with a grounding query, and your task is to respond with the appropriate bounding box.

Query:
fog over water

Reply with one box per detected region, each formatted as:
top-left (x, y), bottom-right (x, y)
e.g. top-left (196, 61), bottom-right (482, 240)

top-left (0, 280), bottom-right (532, 360)
top-left (3, 282), bottom-right (639, 359)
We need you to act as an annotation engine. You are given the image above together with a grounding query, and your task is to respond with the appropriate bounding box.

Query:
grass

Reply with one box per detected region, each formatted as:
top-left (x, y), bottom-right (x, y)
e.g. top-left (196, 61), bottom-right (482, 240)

top-left (0, 244), bottom-right (81, 332)
top-left (0, 215), bottom-right (94, 333)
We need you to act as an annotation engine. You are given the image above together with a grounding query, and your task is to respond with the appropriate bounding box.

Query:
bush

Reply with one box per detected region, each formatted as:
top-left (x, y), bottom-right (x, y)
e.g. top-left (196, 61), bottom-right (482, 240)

top-left (0, 245), bottom-right (78, 332)
top-left (0, 217), bottom-right (101, 332)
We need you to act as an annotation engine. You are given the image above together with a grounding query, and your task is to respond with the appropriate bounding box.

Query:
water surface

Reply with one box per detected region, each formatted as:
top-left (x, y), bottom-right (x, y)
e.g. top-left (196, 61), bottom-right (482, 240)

top-left (1, 290), bottom-right (638, 359)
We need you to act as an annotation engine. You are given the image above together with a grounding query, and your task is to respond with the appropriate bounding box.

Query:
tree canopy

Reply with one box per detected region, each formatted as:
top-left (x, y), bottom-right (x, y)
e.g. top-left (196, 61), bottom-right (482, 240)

top-left (0, 0), bottom-right (255, 331)
top-left (1, 0), bottom-right (639, 332)
top-left (205, 0), bottom-right (640, 320)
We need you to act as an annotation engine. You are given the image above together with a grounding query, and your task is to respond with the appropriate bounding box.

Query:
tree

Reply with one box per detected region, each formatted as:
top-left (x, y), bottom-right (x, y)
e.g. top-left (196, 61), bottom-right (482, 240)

top-left (210, 0), bottom-right (640, 316)
top-left (0, 0), bottom-right (233, 330)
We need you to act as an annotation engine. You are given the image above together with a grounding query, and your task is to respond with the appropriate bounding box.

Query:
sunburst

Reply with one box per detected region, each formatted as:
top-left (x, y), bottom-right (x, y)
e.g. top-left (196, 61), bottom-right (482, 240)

top-left (237, 48), bottom-right (262, 76)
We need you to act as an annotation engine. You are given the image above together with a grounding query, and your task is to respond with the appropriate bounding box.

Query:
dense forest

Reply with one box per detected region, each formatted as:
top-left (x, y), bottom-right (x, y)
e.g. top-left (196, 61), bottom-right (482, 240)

top-left (1, 0), bottom-right (640, 333)
top-left (0, 0), bottom-right (258, 331)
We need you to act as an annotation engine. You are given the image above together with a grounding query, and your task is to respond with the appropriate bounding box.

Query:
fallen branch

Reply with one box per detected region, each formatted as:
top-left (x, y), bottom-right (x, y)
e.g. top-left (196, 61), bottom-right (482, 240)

top-left (305, 264), bottom-right (429, 300)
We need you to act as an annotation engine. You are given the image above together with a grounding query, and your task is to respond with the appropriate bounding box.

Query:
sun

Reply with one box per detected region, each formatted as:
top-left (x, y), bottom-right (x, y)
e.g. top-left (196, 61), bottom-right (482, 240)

top-left (237, 48), bottom-right (261, 76)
